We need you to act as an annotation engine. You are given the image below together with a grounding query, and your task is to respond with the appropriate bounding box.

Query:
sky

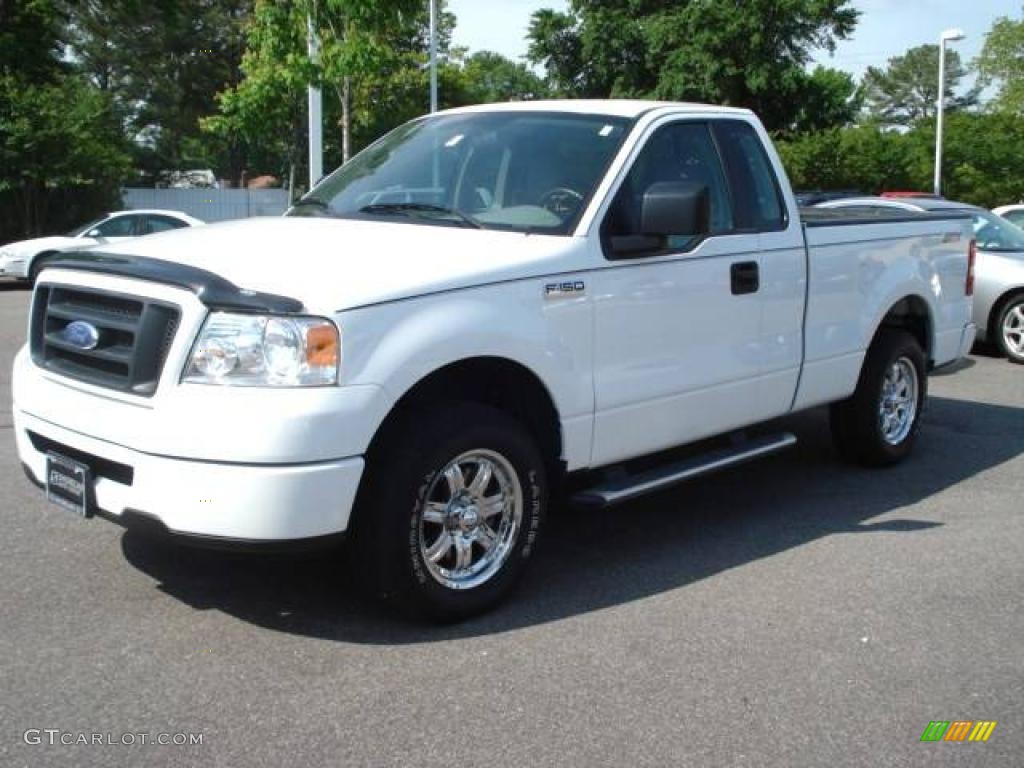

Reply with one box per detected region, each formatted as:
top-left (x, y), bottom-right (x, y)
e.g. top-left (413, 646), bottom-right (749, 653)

top-left (447, 0), bottom-right (1019, 79)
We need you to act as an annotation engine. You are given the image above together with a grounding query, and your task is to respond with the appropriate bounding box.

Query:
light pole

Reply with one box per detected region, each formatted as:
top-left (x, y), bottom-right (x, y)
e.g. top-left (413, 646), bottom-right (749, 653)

top-left (307, 6), bottom-right (323, 188)
top-left (429, 0), bottom-right (438, 112)
top-left (934, 28), bottom-right (966, 197)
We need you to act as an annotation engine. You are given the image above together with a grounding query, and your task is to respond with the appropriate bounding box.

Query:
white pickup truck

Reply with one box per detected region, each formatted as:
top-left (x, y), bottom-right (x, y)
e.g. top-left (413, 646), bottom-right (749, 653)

top-left (13, 101), bottom-right (977, 619)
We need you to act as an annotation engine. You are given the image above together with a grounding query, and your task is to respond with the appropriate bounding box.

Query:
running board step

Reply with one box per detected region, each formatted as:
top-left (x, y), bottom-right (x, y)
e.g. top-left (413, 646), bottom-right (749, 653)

top-left (572, 433), bottom-right (797, 508)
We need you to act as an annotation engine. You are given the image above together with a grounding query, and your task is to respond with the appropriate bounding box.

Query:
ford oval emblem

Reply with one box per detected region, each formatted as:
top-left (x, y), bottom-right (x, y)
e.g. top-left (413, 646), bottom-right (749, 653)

top-left (62, 320), bottom-right (100, 350)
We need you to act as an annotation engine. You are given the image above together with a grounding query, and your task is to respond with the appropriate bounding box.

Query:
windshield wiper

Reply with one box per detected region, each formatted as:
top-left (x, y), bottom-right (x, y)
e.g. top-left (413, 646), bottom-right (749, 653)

top-left (358, 203), bottom-right (482, 229)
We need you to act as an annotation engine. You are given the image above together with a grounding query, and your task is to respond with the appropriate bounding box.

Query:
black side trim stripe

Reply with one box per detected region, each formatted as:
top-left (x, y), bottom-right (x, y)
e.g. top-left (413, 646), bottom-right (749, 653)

top-left (37, 252), bottom-right (304, 314)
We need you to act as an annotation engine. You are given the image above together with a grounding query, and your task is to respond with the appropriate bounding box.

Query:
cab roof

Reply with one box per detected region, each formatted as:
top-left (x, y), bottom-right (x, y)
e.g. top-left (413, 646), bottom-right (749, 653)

top-left (437, 99), bottom-right (753, 120)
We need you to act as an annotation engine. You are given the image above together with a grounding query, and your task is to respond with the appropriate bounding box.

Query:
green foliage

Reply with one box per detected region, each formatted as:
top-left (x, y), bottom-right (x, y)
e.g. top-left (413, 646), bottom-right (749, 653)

top-left (907, 113), bottom-right (1024, 208)
top-left (0, 0), bottom-right (68, 83)
top-left (205, 0), bottom-right (425, 187)
top-left (65, 0), bottom-right (253, 181)
top-left (777, 113), bottom-right (1024, 209)
top-left (0, 0), bottom-right (131, 243)
top-left (861, 44), bottom-right (978, 125)
top-left (206, 1), bottom-right (543, 185)
top-left (976, 9), bottom-right (1024, 114)
top-left (792, 66), bottom-right (862, 133)
top-left (776, 124), bottom-right (913, 194)
top-left (461, 51), bottom-right (549, 104)
top-left (527, 0), bottom-right (859, 132)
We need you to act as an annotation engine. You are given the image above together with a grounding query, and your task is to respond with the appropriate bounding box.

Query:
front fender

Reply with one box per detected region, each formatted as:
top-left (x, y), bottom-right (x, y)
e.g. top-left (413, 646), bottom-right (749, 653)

top-left (336, 279), bottom-right (594, 469)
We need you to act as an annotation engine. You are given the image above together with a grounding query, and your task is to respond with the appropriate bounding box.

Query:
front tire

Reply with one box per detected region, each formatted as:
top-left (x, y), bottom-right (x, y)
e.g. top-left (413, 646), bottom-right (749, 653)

top-left (352, 402), bottom-right (546, 621)
top-left (995, 294), bottom-right (1024, 364)
top-left (830, 330), bottom-right (927, 467)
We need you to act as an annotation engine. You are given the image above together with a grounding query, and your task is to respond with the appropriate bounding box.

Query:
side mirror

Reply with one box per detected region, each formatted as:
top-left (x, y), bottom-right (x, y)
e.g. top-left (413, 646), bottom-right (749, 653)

top-left (641, 181), bottom-right (710, 237)
top-left (86, 229), bottom-right (103, 239)
top-left (610, 181), bottom-right (710, 256)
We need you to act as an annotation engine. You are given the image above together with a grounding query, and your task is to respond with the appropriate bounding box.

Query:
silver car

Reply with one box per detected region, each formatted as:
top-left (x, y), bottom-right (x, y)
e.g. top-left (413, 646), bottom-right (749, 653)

top-left (993, 204), bottom-right (1024, 228)
top-left (816, 197), bottom-right (1024, 364)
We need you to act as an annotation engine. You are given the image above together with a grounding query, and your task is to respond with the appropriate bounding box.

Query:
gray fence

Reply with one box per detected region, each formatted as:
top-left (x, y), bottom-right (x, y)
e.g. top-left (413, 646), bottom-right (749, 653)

top-left (121, 188), bottom-right (291, 223)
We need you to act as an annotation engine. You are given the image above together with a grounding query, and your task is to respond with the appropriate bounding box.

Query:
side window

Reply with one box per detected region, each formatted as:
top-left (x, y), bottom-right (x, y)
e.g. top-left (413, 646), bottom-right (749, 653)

top-left (93, 215), bottom-right (138, 237)
top-left (144, 215), bottom-right (188, 234)
top-left (604, 122), bottom-right (733, 254)
top-left (712, 121), bottom-right (786, 231)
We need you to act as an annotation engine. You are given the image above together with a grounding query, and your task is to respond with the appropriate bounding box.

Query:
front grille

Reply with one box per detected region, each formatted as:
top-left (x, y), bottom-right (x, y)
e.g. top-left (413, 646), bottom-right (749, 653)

top-left (28, 431), bottom-right (134, 486)
top-left (30, 285), bottom-right (180, 396)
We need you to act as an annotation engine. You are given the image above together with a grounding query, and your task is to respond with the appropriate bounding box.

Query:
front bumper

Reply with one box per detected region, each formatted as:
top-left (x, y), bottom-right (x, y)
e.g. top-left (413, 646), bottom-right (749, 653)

top-left (0, 256), bottom-right (27, 278)
top-left (16, 409), bottom-right (365, 542)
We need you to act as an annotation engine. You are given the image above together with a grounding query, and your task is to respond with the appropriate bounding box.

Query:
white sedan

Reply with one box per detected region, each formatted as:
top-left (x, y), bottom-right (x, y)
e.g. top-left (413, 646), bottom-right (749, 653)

top-left (0, 209), bottom-right (204, 282)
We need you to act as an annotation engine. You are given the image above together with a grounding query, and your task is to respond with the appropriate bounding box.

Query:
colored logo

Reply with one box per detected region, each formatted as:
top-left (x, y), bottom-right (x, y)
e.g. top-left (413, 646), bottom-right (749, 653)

top-left (921, 721), bottom-right (997, 742)
top-left (62, 320), bottom-right (100, 350)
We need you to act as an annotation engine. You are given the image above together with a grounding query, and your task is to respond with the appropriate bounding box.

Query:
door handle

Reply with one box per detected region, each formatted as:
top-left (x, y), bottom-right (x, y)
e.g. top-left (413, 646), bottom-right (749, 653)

top-left (731, 261), bottom-right (759, 295)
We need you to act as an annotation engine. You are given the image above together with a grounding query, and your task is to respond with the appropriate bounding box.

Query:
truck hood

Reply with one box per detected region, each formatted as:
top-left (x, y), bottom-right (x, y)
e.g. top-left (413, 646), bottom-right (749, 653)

top-left (93, 216), bottom-right (576, 313)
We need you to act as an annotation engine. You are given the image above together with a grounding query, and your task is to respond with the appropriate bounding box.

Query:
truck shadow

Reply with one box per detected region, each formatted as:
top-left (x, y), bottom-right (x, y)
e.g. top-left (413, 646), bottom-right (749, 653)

top-left (0, 279), bottom-right (31, 292)
top-left (120, 395), bottom-right (1024, 644)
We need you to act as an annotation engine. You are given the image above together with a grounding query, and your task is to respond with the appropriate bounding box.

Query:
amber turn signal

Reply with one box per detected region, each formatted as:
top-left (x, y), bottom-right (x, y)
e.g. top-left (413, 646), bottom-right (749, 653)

top-left (306, 323), bottom-right (339, 368)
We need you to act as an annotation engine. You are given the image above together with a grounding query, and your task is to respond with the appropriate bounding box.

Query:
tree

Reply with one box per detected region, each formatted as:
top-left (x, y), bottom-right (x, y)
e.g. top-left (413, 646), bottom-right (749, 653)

top-left (791, 66), bottom-right (862, 133)
top-left (0, 0), bottom-right (68, 83)
top-left (776, 125), bottom-right (913, 194)
top-left (0, 0), bottom-right (130, 242)
top-left (461, 51), bottom-right (549, 103)
top-left (862, 44), bottom-right (979, 125)
top-left (776, 113), bottom-right (1024, 209)
top-left (0, 75), bottom-right (132, 236)
top-left (527, 0), bottom-right (859, 133)
top-left (903, 112), bottom-right (1024, 208)
top-left (976, 9), bottom-right (1024, 114)
top-left (64, 0), bottom-right (253, 181)
top-left (205, 0), bottom-right (426, 190)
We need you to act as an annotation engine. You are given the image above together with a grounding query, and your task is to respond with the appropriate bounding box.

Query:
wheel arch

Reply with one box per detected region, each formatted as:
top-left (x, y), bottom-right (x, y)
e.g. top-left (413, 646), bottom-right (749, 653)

top-left (366, 356), bottom-right (564, 476)
top-left (28, 249), bottom-right (61, 281)
top-left (872, 294), bottom-right (934, 364)
top-left (987, 286), bottom-right (1024, 344)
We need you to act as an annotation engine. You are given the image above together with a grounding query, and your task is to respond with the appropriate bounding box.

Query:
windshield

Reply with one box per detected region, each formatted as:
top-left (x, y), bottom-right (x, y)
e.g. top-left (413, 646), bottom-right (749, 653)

top-left (289, 111), bottom-right (632, 235)
top-left (969, 209), bottom-right (1024, 252)
top-left (67, 216), bottom-right (107, 237)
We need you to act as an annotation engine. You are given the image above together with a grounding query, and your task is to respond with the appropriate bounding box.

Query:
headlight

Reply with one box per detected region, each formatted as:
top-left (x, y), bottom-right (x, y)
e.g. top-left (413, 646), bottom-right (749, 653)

top-left (183, 313), bottom-right (340, 386)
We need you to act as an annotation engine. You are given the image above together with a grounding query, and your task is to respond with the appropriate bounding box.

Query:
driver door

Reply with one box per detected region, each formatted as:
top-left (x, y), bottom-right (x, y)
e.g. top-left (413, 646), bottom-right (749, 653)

top-left (588, 119), bottom-right (770, 467)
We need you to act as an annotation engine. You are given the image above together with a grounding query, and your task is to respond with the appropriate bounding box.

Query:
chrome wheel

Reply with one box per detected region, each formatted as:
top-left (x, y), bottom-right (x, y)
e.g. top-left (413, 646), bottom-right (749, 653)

top-left (878, 356), bottom-right (919, 445)
top-left (418, 449), bottom-right (523, 591)
top-left (1002, 303), bottom-right (1024, 358)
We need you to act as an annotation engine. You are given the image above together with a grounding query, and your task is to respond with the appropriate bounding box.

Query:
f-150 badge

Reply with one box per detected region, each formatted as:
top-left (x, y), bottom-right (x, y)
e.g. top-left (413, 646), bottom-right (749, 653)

top-left (544, 281), bottom-right (585, 299)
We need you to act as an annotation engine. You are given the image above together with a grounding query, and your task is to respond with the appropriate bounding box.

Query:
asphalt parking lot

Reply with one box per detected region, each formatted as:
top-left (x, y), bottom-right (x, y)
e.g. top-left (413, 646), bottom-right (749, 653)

top-left (0, 279), bottom-right (1021, 767)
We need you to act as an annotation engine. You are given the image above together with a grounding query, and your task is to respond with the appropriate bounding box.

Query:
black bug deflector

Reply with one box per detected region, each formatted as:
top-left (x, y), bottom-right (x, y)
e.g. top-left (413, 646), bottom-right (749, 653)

top-left (35, 252), bottom-right (305, 314)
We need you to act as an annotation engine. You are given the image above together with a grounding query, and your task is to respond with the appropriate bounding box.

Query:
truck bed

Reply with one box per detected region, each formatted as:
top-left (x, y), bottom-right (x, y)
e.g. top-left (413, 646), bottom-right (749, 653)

top-left (799, 206), bottom-right (972, 227)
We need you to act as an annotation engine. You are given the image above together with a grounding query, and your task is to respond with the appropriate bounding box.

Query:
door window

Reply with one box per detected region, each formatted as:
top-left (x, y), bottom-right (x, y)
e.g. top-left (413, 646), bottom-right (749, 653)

top-left (94, 215), bottom-right (139, 237)
top-left (143, 215), bottom-right (188, 234)
top-left (604, 122), bottom-right (734, 254)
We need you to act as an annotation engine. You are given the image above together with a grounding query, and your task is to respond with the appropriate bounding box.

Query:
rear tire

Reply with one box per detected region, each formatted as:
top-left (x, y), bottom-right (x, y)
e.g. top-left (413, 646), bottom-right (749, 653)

top-left (830, 330), bottom-right (927, 467)
top-left (995, 294), bottom-right (1024, 364)
top-left (351, 402), bottom-right (546, 621)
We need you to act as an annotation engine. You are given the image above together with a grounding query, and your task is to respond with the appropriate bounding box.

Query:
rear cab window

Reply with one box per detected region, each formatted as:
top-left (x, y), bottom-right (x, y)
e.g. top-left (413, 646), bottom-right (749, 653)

top-left (711, 120), bottom-right (787, 231)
